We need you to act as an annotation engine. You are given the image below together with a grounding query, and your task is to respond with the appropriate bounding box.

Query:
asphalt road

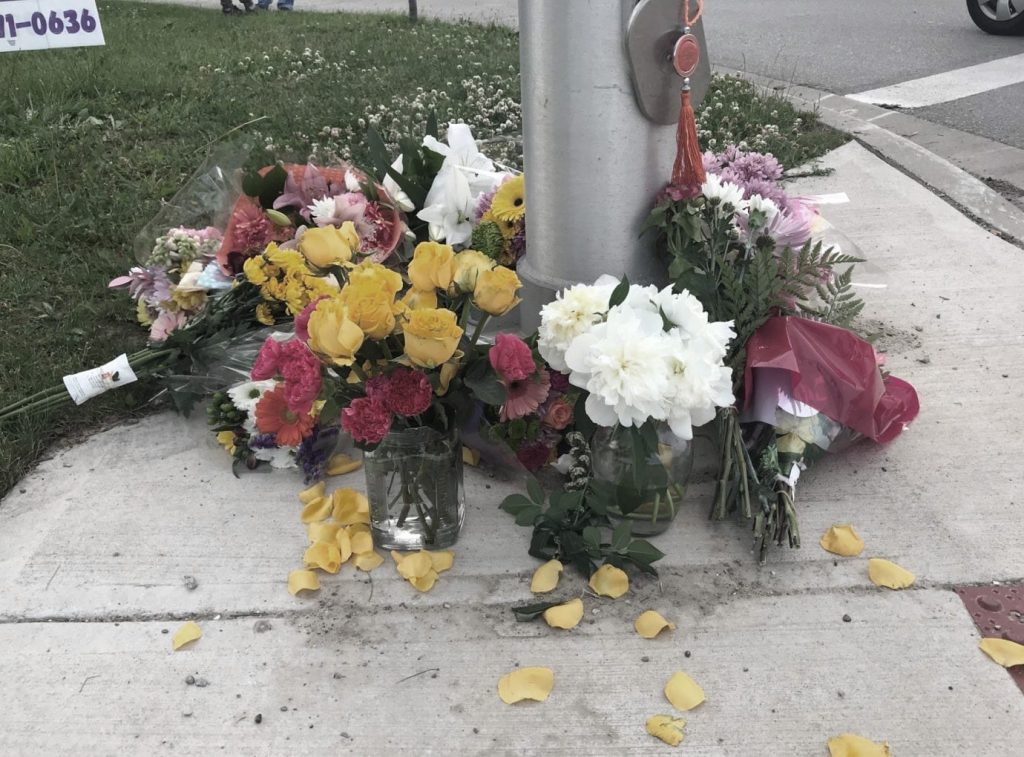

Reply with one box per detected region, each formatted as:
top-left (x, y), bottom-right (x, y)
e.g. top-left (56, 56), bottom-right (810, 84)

top-left (704, 0), bottom-right (1024, 149)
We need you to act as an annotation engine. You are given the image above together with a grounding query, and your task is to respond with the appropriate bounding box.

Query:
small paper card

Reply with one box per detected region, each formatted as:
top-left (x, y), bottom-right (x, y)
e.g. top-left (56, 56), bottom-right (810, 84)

top-left (62, 353), bottom-right (137, 406)
top-left (0, 1), bottom-right (105, 53)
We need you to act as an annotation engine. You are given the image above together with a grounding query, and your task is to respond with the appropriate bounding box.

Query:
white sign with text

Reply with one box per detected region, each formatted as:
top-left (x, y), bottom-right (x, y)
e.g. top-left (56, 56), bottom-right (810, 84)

top-left (0, 0), bottom-right (104, 53)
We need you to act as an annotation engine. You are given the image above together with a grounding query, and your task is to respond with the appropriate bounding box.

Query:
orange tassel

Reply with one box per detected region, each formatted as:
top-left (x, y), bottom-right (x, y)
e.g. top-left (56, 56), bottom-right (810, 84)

top-left (670, 88), bottom-right (706, 197)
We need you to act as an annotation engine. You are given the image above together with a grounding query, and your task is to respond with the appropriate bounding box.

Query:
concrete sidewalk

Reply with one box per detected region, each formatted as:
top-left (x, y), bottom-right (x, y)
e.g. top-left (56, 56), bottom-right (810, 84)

top-left (1, 142), bottom-right (1022, 754)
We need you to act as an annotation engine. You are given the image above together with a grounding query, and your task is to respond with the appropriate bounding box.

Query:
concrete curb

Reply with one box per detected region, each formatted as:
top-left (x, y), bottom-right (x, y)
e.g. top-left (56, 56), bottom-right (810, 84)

top-left (716, 65), bottom-right (1024, 246)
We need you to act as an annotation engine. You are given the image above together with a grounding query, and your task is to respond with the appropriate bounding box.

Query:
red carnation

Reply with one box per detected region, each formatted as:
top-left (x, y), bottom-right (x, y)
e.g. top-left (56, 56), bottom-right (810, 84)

top-left (382, 367), bottom-right (433, 417)
top-left (341, 397), bottom-right (393, 445)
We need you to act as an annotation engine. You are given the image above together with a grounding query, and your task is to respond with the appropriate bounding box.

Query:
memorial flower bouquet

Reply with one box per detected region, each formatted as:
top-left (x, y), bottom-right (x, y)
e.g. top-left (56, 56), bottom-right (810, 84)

top-left (500, 276), bottom-right (736, 575)
top-left (649, 148), bottom-right (919, 558)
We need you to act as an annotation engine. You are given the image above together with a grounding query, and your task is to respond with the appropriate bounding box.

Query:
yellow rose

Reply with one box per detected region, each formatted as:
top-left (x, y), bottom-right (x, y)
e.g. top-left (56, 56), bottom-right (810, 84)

top-left (348, 260), bottom-right (403, 296)
top-left (452, 249), bottom-right (496, 294)
top-left (307, 297), bottom-right (365, 366)
top-left (408, 242), bottom-right (455, 292)
top-left (473, 266), bottom-right (522, 316)
top-left (403, 308), bottom-right (464, 368)
top-left (401, 287), bottom-right (438, 311)
top-left (299, 224), bottom-right (357, 269)
top-left (339, 282), bottom-right (398, 340)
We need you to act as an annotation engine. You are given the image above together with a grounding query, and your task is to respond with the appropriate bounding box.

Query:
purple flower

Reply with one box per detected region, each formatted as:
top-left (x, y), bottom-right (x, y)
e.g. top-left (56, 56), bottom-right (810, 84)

top-left (297, 425), bottom-right (339, 484)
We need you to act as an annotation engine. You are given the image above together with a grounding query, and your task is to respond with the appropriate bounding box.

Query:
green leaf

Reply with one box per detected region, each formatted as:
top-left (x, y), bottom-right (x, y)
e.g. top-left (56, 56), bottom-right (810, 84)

top-left (514, 505), bottom-right (543, 527)
top-left (500, 493), bottom-right (535, 515)
top-left (365, 125), bottom-right (393, 178)
top-left (608, 277), bottom-right (630, 309)
top-left (241, 171), bottom-right (262, 198)
top-left (463, 371), bottom-right (506, 406)
top-left (258, 165), bottom-right (288, 210)
top-left (611, 521), bottom-right (632, 552)
top-left (582, 526), bottom-right (601, 549)
top-left (511, 600), bottom-right (561, 622)
top-left (425, 110), bottom-right (439, 139)
top-left (526, 476), bottom-right (544, 504)
top-left (626, 539), bottom-right (665, 565)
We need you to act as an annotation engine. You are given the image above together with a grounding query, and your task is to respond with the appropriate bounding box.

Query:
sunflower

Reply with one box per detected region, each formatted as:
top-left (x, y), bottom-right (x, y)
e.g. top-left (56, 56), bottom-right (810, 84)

top-left (490, 175), bottom-right (525, 223)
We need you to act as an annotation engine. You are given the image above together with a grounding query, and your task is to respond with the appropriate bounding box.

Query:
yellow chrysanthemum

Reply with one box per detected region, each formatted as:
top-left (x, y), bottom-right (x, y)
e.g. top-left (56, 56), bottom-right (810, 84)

top-left (255, 303), bottom-right (275, 326)
top-left (135, 299), bottom-right (153, 326)
top-left (490, 175), bottom-right (525, 223)
top-left (171, 288), bottom-right (207, 312)
top-left (243, 256), bottom-right (269, 285)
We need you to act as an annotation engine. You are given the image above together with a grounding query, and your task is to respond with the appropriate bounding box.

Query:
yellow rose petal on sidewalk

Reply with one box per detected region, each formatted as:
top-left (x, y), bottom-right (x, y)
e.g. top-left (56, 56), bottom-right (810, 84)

top-left (326, 453), bottom-right (363, 477)
top-left (427, 550), bottom-right (455, 574)
top-left (530, 559), bottom-right (563, 594)
top-left (646, 715), bottom-right (686, 747)
top-left (462, 447), bottom-right (480, 466)
top-left (350, 530), bottom-right (374, 555)
top-left (308, 521), bottom-right (342, 544)
top-left (979, 637), bottom-right (1024, 667)
top-left (336, 529), bottom-right (353, 563)
top-left (397, 551), bottom-right (434, 581)
top-left (827, 733), bottom-right (891, 756)
top-left (332, 488), bottom-right (370, 525)
top-left (354, 551), bottom-right (385, 572)
top-left (820, 525), bottom-right (865, 557)
top-left (288, 569), bottom-right (320, 596)
top-left (543, 598), bottom-right (584, 630)
top-left (635, 610), bottom-right (676, 639)
top-left (497, 667), bottom-right (554, 704)
top-left (304, 541), bottom-right (343, 574)
top-left (589, 564), bottom-right (629, 598)
top-left (300, 496), bottom-right (333, 524)
top-left (171, 621), bottom-right (202, 651)
top-left (409, 569), bottom-right (440, 592)
top-left (868, 558), bottom-right (916, 589)
top-left (664, 671), bottom-right (705, 712)
top-left (298, 481), bottom-right (326, 504)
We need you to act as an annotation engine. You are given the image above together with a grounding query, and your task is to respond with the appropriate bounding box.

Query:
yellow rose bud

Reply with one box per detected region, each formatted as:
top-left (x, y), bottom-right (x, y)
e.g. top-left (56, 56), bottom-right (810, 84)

top-left (401, 287), bottom-right (439, 311)
top-left (337, 220), bottom-right (360, 251)
top-left (348, 260), bottom-right (403, 296)
top-left (307, 297), bottom-right (365, 366)
top-left (339, 282), bottom-right (398, 340)
top-left (403, 308), bottom-right (463, 368)
top-left (452, 249), bottom-right (496, 294)
top-left (299, 225), bottom-right (357, 269)
top-left (473, 266), bottom-right (522, 316)
top-left (408, 241), bottom-right (455, 292)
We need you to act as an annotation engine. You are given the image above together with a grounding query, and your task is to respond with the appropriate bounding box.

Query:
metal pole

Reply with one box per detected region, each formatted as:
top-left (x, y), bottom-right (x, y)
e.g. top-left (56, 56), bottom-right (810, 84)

top-left (517, 0), bottom-right (709, 331)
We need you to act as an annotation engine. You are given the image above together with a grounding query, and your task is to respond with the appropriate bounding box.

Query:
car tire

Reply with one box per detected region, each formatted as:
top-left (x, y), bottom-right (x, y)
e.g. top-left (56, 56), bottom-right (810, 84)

top-left (967, 0), bottom-right (1024, 35)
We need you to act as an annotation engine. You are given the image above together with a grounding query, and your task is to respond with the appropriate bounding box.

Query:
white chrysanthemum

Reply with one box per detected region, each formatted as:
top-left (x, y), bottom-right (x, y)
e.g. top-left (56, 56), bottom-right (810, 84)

top-left (742, 194), bottom-right (780, 223)
top-left (537, 281), bottom-right (616, 372)
top-left (563, 306), bottom-right (674, 429)
top-left (308, 196), bottom-right (338, 227)
top-left (344, 169), bottom-right (362, 193)
top-left (253, 445), bottom-right (298, 469)
top-left (227, 380), bottom-right (278, 415)
top-left (701, 173), bottom-right (745, 210)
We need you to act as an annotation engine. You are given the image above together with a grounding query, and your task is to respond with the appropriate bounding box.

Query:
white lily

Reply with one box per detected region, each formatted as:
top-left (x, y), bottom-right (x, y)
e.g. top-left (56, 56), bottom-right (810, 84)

top-left (382, 155), bottom-right (415, 213)
top-left (417, 166), bottom-right (477, 245)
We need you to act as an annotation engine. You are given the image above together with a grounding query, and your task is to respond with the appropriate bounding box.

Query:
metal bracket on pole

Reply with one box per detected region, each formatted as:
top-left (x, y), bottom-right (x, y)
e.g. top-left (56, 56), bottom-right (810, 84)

top-left (626, 0), bottom-right (712, 124)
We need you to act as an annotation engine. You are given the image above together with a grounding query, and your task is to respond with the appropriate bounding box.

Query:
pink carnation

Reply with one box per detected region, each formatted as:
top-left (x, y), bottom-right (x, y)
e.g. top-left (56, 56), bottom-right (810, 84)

top-left (251, 337), bottom-right (284, 380)
top-left (341, 397), bottom-right (393, 445)
top-left (382, 367), bottom-right (433, 417)
top-left (488, 333), bottom-right (536, 383)
top-left (279, 340), bottom-right (323, 414)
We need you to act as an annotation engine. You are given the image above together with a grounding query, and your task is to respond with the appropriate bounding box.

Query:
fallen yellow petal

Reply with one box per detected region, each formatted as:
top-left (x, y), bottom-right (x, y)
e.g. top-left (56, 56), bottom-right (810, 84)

top-left (827, 733), bottom-right (891, 757)
top-left (354, 551), bottom-right (385, 572)
top-left (646, 715), bottom-right (686, 747)
top-left (409, 568), bottom-right (440, 592)
top-left (867, 558), bottom-right (916, 589)
top-left (497, 667), bottom-right (554, 704)
top-left (664, 671), bottom-right (705, 712)
top-left (979, 637), bottom-right (1024, 668)
top-left (635, 610), bottom-right (676, 639)
top-left (530, 559), bottom-right (563, 594)
top-left (287, 569), bottom-right (320, 596)
top-left (397, 551), bottom-right (434, 580)
top-left (589, 564), bottom-right (629, 599)
top-left (303, 541), bottom-right (343, 574)
top-left (390, 549), bottom-right (406, 566)
top-left (819, 525), bottom-right (865, 557)
top-left (298, 481), bottom-right (326, 504)
top-left (326, 453), bottom-right (363, 477)
top-left (171, 621), bottom-right (202, 651)
top-left (332, 488), bottom-right (370, 525)
top-left (427, 550), bottom-right (455, 574)
top-left (300, 496), bottom-right (333, 524)
top-left (336, 529), bottom-right (353, 563)
top-left (350, 530), bottom-right (374, 555)
top-left (543, 598), bottom-right (584, 630)
top-left (462, 447), bottom-right (480, 466)
top-left (347, 522), bottom-right (371, 539)
top-left (308, 521), bottom-right (342, 544)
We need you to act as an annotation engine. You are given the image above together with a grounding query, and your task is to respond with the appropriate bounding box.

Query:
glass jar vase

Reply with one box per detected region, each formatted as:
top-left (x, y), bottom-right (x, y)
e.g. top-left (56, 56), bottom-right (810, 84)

top-left (364, 425), bottom-right (465, 550)
top-left (591, 423), bottom-right (694, 536)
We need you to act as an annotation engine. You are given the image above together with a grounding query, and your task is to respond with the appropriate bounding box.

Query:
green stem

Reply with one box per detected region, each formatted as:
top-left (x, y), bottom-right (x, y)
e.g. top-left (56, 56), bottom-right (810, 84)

top-left (468, 313), bottom-right (490, 347)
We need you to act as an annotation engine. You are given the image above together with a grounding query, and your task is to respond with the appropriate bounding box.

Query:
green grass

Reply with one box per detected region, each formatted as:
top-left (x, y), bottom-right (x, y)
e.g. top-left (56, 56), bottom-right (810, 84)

top-left (0, 1), bottom-right (845, 497)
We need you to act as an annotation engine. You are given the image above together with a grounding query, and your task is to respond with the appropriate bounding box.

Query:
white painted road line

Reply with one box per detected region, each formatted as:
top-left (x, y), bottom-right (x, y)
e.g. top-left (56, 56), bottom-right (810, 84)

top-left (848, 52), bottom-right (1024, 109)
